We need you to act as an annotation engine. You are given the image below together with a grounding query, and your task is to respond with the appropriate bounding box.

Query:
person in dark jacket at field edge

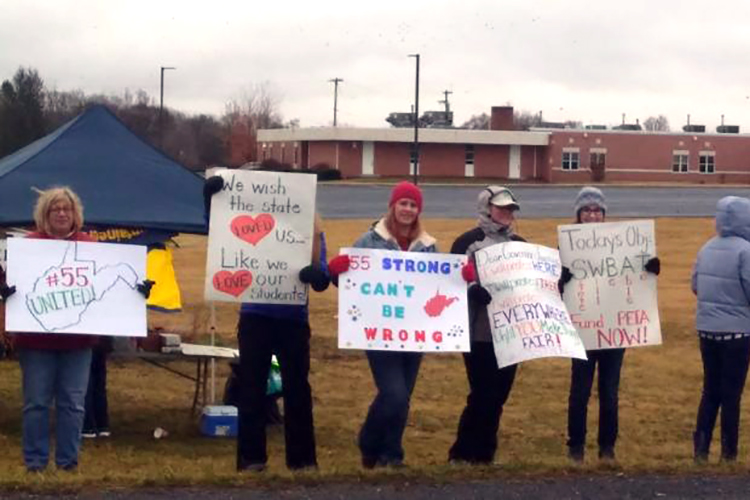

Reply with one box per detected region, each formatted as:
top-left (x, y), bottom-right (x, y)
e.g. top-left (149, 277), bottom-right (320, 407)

top-left (448, 185), bottom-right (526, 465)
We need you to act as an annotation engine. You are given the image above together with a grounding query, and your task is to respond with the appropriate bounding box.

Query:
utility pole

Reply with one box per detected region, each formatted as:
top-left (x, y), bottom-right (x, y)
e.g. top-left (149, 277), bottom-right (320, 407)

top-left (438, 89), bottom-right (453, 127)
top-left (408, 54), bottom-right (420, 185)
top-left (439, 90), bottom-right (452, 113)
top-left (329, 78), bottom-right (343, 127)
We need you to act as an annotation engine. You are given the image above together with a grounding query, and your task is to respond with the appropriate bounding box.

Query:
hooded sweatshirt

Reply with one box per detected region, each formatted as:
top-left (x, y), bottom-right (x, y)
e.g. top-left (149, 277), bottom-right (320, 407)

top-left (692, 196), bottom-right (750, 334)
top-left (451, 186), bottom-right (526, 342)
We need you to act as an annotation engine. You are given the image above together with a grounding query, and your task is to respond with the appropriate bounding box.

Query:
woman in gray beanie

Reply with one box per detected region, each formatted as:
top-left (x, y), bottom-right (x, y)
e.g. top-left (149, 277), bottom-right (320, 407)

top-left (559, 186), bottom-right (660, 463)
top-left (448, 186), bottom-right (526, 464)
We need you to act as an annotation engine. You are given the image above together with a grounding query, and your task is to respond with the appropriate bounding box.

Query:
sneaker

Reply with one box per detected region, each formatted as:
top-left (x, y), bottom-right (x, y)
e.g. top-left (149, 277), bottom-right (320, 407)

top-left (98, 430), bottom-right (111, 438)
top-left (81, 431), bottom-right (97, 439)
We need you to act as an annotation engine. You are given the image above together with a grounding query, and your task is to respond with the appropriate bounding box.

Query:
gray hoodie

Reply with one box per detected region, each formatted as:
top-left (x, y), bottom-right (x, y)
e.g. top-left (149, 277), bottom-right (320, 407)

top-left (692, 196), bottom-right (750, 334)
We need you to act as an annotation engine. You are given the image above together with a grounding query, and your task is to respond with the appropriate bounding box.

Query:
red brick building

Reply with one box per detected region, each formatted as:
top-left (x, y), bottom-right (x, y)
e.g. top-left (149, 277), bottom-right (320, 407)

top-left (257, 107), bottom-right (750, 183)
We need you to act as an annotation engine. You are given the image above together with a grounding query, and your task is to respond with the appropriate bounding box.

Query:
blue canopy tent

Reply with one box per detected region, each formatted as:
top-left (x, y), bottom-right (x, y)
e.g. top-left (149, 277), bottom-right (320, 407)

top-left (0, 105), bottom-right (206, 235)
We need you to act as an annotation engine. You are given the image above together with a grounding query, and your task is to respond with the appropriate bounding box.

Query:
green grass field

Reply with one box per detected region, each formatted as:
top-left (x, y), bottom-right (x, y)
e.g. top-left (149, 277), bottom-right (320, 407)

top-left (1, 217), bottom-right (743, 492)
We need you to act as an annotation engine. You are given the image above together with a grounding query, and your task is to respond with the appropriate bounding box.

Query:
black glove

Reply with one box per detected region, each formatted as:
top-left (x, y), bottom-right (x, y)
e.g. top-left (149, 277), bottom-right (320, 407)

top-left (137, 280), bottom-right (155, 299)
top-left (644, 257), bottom-right (661, 276)
top-left (0, 284), bottom-right (16, 301)
top-left (558, 266), bottom-right (573, 295)
top-left (299, 265), bottom-right (330, 292)
top-left (467, 283), bottom-right (492, 306)
top-left (203, 176), bottom-right (225, 217)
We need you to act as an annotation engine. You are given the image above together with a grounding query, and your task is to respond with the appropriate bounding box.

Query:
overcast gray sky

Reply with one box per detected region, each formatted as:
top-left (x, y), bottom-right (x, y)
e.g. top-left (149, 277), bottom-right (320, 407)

top-left (2, 0), bottom-right (749, 131)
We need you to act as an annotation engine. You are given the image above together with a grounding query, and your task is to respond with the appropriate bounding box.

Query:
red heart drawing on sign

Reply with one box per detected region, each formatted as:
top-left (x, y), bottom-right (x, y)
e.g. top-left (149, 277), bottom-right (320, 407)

top-left (212, 270), bottom-right (253, 297)
top-left (230, 214), bottom-right (275, 245)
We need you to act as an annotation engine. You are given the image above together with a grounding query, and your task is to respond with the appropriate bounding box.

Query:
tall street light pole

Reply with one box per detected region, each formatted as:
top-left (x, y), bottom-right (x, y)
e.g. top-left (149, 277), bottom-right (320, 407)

top-left (329, 78), bottom-right (343, 127)
top-left (408, 54), bottom-right (420, 185)
top-left (159, 66), bottom-right (176, 144)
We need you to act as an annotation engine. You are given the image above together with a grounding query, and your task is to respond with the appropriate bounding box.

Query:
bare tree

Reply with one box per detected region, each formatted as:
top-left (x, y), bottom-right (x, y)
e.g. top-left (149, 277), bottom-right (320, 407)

top-left (643, 115), bottom-right (670, 132)
top-left (460, 112), bottom-right (490, 130)
top-left (514, 110), bottom-right (542, 130)
top-left (223, 82), bottom-right (284, 166)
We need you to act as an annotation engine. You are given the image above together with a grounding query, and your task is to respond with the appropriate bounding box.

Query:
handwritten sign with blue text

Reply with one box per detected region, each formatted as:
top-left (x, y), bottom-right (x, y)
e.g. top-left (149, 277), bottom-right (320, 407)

top-left (337, 248), bottom-right (470, 352)
top-left (205, 169), bottom-right (316, 304)
top-left (476, 241), bottom-right (587, 369)
top-left (5, 239), bottom-right (147, 336)
top-left (557, 220), bottom-right (661, 351)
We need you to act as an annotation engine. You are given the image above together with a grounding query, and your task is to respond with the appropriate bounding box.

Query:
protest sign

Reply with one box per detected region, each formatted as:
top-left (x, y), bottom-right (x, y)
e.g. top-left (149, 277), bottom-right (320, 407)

top-left (204, 170), bottom-right (316, 304)
top-left (558, 220), bottom-right (661, 350)
top-left (337, 248), bottom-right (470, 352)
top-left (5, 238), bottom-right (147, 336)
top-left (476, 241), bottom-right (587, 369)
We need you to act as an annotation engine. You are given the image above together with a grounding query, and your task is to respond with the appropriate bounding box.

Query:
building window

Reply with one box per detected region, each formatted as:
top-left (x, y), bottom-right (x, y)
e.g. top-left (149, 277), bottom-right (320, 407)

top-left (699, 152), bottom-right (715, 173)
top-left (409, 144), bottom-right (419, 166)
top-left (672, 153), bottom-right (689, 173)
top-left (590, 152), bottom-right (606, 168)
top-left (465, 145), bottom-right (475, 165)
top-left (562, 150), bottom-right (580, 170)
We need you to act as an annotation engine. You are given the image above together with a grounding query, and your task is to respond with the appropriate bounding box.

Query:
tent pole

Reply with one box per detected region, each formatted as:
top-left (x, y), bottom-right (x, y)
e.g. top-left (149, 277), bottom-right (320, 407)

top-left (209, 302), bottom-right (216, 404)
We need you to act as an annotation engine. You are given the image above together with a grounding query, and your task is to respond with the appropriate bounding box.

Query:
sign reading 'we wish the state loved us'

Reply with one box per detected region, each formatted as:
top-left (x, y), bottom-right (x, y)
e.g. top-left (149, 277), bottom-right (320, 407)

top-left (337, 248), bottom-right (470, 352)
top-left (205, 170), bottom-right (316, 304)
top-left (558, 220), bottom-right (662, 351)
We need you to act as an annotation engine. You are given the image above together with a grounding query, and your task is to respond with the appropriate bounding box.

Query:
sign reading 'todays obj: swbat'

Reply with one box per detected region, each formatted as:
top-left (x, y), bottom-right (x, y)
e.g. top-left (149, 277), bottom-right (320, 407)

top-left (204, 170), bottom-right (316, 305)
top-left (337, 248), bottom-right (470, 352)
top-left (557, 220), bottom-right (662, 351)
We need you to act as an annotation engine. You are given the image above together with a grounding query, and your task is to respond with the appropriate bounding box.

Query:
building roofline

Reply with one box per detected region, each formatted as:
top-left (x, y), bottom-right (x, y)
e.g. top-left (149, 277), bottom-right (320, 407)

top-left (534, 127), bottom-right (748, 138)
top-left (257, 127), bottom-right (549, 146)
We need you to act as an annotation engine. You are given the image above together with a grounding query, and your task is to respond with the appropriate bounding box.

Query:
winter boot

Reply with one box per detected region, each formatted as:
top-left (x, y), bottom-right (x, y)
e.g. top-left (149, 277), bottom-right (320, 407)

top-left (693, 431), bottom-right (711, 463)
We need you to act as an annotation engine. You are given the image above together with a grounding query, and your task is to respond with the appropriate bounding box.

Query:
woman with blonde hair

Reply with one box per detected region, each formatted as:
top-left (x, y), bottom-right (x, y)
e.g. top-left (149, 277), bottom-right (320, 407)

top-left (5, 187), bottom-right (149, 471)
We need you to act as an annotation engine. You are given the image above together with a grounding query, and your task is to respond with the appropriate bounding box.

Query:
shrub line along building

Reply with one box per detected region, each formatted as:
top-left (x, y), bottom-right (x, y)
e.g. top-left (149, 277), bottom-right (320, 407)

top-left (257, 106), bottom-right (750, 184)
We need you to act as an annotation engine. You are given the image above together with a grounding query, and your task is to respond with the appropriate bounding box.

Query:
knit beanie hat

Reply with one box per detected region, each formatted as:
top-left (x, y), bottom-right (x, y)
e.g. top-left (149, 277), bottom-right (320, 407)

top-left (389, 181), bottom-right (423, 213)
top-left (574, 186), bottom-right (607, 220)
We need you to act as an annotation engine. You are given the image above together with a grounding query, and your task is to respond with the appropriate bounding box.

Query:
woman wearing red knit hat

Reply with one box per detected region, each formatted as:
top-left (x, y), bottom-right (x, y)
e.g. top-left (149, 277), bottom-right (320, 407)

top-left (328, 181), bottom-right (436, 468)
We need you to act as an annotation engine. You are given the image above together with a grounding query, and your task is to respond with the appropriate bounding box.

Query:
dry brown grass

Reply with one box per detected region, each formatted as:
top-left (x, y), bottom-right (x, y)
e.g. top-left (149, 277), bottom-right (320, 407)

top-left (0, 217), bottom-right (741, 491)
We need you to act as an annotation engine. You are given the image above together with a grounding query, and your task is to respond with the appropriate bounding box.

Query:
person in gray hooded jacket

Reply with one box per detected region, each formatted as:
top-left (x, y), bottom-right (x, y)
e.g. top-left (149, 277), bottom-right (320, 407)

top-left (691, 195), bottom-right (750, 462)
top-left (447, 185), bottom-right (526, 464)
top-left (329, 181), bottom-right (437, 469)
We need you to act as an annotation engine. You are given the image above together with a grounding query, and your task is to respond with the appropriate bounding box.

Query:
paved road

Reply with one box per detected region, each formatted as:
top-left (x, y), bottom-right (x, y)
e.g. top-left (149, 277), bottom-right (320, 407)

top-left (318, 185), bottom-right (750, 219)
top-left (10, 475), bottom-right (750, 499)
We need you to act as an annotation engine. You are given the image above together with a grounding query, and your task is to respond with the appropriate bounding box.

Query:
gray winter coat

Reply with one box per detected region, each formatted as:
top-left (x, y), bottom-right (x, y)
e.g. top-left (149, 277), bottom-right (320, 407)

top-left (692, 196), bottom-right (750, 334)
top-left (353, 218), bottom-right (437, 253)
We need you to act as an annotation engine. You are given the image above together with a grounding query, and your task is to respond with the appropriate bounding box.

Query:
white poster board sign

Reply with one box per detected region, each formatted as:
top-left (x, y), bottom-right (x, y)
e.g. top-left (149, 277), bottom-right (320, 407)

top-left (204, 170), bottom-right (317, 304)
top-left (5, 239), bottom-right (147, 336)
top-left (557, 220), bottom-right (662, 351)
top-left (476, 241), bottom-right (587, 369)
top-left (338, 248), bottom-right (470, 352)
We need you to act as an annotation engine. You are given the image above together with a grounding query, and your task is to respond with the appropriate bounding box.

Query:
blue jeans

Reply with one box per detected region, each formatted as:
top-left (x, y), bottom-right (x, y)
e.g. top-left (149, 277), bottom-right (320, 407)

top-left (19, 348), bottom-right (92, 470)
top-left (358, 350), bottom-right (422, 464)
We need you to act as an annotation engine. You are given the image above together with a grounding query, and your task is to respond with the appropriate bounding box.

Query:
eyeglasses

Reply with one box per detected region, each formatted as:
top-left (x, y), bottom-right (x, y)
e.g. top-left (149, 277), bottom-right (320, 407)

top-left (48, 206), bottom-right (73, 214)
top-left (581, 206), bottom-right (603, 214)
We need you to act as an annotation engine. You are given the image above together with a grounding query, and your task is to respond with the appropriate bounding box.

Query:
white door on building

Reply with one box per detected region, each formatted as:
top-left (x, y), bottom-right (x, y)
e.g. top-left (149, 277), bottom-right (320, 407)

top-left (509, 145), bottom-right (521, 179)
top-left (362, 141), bottom-right (374, 176)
